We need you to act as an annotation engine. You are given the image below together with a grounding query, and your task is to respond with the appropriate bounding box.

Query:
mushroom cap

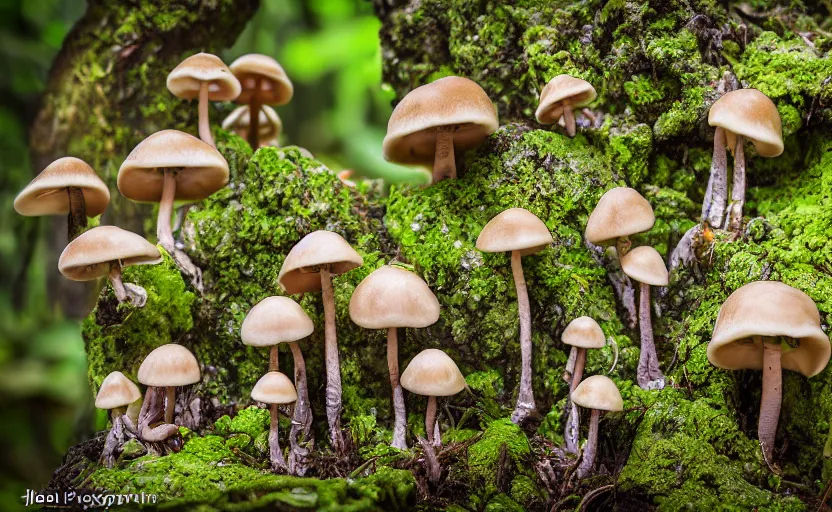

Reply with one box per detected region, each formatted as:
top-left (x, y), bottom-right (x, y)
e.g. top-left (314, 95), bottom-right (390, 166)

top-left (278, 230), bottom-right (364, 294)
top-left (584, 187), bottom-right (655, 246)
top-left (222, 105), bottom-right (282, 140)
top-left (571, 375), bottom-right (623, 412)
top-left (166, 52), bottom-right (241, 101)
top-left (476, 208), bottom-right (553, 256)
top-left (535, 75), bottom-right (597, 124)
top-left (117, 130), bottom-right (229, 203)
top-left (349, 266), bottom-right (440, 329)
top-left (58, 226), bottom-right (161, 281)
top-left (229, 54), bottom-right (294, 105)
top-left (400, 348), bottom-right (466, 397)
top-left (251, 371), bottom-right (297, 404)
top-left (562, 316), bottom-right (606, 349)
top-left (382, 76), bottom-right (499, 166)
top-left (619, 246), bottom-right (668, 287)
top-left (708, 89), bottom-right (783, 158)
top-left (137, 344), bottom-right (201, 387)
top-left (707, 281), bottom-right (830, 377)
top-left (241, 296), bottom-right (314, 347)
top-left (95, 371), bottom-right (141, 410)
top-left (14, 157), bottom-right (110, 217)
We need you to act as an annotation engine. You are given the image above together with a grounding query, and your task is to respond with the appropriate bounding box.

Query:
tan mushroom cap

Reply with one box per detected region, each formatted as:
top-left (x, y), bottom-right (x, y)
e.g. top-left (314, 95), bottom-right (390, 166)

top-left (229, 54), bottom-right (294, 105)
top-left (251, 371), bottom-right (298, 404)
top-left (222, 105), bottom-right (282, 140)
top-left (138, 344), bottom-right (201, 387)
top-left (708, 89), bottom-right (783, 158)
top-left (241, 296), bottom-right (314, 347)
top-left (620, 246), bottom-right (668, 287)
top-left (349, 266), bottom-right (440, 329)
top-left (278, 230), bottom-right (364, 294)
top-left (571, 375), bottom-right (623, 412)
top-left (95, 371), bottom-right (141, 410)
top-left (562, 316), bottom-right (606, 349)
top-left (476, 208), bottom-right (553, 256)
top-left (400, 349), bottom-right (467, 397)
top-left (382, 76), bottom-right (499, 166)
top-left (14, 157), bottom-right (110, 217)
top-left (58, 226), bottom-right (161, 281)
top-left (707, 281), bottom-right (830, 377)
top-left (535, 75), bottom-right (597, 124)
top-left (118, 130), bottom-right (229, 203)
top-left (584, 187), bottom-right (655, 246)
top-left (166, 52), bottom-right (241, 101)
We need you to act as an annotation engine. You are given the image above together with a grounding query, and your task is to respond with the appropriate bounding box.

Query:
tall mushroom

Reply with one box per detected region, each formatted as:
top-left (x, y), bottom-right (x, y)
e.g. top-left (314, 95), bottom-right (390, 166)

top-left (382, 76), bottom-right (499, 183)
top-left (167, 52), bottom-right (241, 148)
top-left (137, 344), bottom-right (201, 426)
top-left (349, 266), bottom-right (441, 450)
top-left (278, 230), bottom-right (363, 454)
top-left (14, 157), bottom-right (109, 240)
top-left (707, 281), bottom-right (830, 463)
top-left (584, 187), bottom-right (655, 259)
top-left (535, 75), bottom-right (597, 137)
top-left (562, 316), bottom-right (606, 454)
top-left (222, 105), bottom-right (282, 148)
top-left (96, 371), bottom-right (141, 468)
top-left (571, 375), bottom-right (623, 478)
top-left (58, 226), bottom-right (161, 307)
top-left (476, 208), bottom-right (553, 425)
top-left (229, 54), bottom-right (293, 150)
top-left (705, 89), bottom-right (783, 231)
top-left (620, 246), bottom-right (668, 390)
top-left (251, 371), bottom-right (298, 472)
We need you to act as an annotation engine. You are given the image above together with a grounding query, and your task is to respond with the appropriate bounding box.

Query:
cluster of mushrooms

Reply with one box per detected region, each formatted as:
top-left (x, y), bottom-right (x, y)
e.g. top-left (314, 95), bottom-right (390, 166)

top-left (13, 57), bottom-right (830, 482)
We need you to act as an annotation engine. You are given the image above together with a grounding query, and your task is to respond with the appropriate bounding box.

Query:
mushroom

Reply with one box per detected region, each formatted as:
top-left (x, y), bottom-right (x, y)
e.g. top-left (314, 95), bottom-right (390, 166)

top-left (571, 375), bottom-right (623, 478)
top-left (535, 75), bottom-right (597, 137)
top-left (584, 187), bottom-right (655, 259)
top-left (620, 246), bottom-right (668, 390)
top-left (14, 157), bottom-right (109, 240)
top-left (96, 371), bottom-right (141, 468)
top-left (707, 281), bottom-right (830, 463)
top-left (562, 316), bottom-right (606, 454)
top-left (251, 371), bottom-right (298, 472)
top-left (222, 105), bottom-right (282, 147)
top-left (118, 130), bottom-right (229, 253)
top-left (705, 89), bottom-right (783, 231)
top-left (58, 225), bottom-right (161, 307)
top-left (137, 344), bottom-right (201, 425)
top-left (382, 76), bottom-right (498, 183)
top-left (476, 208), bottom-right (553, 424)
top-left (278, 230), bottom-right (363, 453)
top-left (349, 266), bottom-right (441, 450)
top-left (229, 54), bottom-right (293, 150)
top-left (166, 52), bottom-right (241, 148)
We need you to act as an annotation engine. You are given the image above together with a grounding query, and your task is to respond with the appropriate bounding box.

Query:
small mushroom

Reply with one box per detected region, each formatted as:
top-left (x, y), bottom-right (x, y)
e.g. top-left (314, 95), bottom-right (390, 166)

top-left (620, 246), bottom-right (668, 390)
top-left (137, 344), bottom-right (201, 425)
top-left (562, 316), bottom-right (606, 454)
top-left (535, 75), bottom-right (597, 137)
top-left (14, 157), bottom-right (109, 240)
top-left (382, 76), bottom-right (498, 183)
top-left (222, 105), bottom-right (282, 147)
top-left (58, 226), bottom-right (161, 307)
top-left (707, 281), bottom-right (830, 463)
top-left (251, 371), bottom-right (298, 472)
top-left (584, 187), bottom-right (655, 259)
top-left (96, 371), bottom-right (141, 468)
top-left (229, 54), bottom-right (293, 150)
top-left (167, 53), bottom-right (241, 148)
top-left (278, 230), bottom-right (363, 454)
top-left (476, 208), bottom-right (553, 425)
top-left (349, 266), bottom-right (441, 450)
top-left (571, 375), bottom-right (623, 478)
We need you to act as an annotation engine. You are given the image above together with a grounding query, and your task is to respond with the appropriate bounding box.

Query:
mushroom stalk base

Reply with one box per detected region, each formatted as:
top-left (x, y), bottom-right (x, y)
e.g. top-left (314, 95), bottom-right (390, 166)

top-left (432, 127), bottom-right (456, 183)
top-left (198, 81), bottom-right (214, 148)
top-left (388, 327), bottom-right (408, 450)
top-left (138, 386), bottom-right (180, 449)
top-left (270, 403), bottom-right (287, 472)
top-left (562, 103), bottom-right (576, 137)
top-left (726, 135), bottom-right (746, 233)
top-left (321, 268), bottom-right (345, 454)
top-left (157, 169), bottom-right (177, 253)
top-left (67, 186), bottom-right (87, 241)
top-left (102, 409), bottom-right (126, 468)
top-left (637, 282), bottom-right (665, 390)
top-left (703, 126), bottom-right (728, 228)
top-left (165, 386), bottom-right (176, 424)
top-left (248, 78), bottom-right (262, 150)
top-left (759, 337), bottom-right (782, 464)
top-left (426, 395), bottom-right (439, 447)
top-left (577, 408), bottom-right (600, 479)
top-left (510, 250), bottom-right (537, 425)
top-left (288, 341), bottom-right (313, 476)
top-left (565, 347), bottom-right (586, 454)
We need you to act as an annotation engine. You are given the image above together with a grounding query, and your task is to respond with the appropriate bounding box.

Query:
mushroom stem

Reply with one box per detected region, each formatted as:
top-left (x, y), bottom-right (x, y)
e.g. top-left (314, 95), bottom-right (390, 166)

top-left (269, 403), bottom-right (287, 471)
top-left (759, 335), bottom-right (782, 463)
top-left (66, 186), bottom-right (87, 240)
top-left (565, 347), bottom-right (586, 454)
top-left (388, 327), bottom-right (408, 449)
top-left (510, 249), bottom-right (536, 424)
top-left (248, 78), bottom-right (262, 150)
top-left (197, 81), bottom-right (214, 148)
top-left (426, 395), bottom-right (439, 447)
top-left (562, 103), bottom-right (576, 137)
top-left (320, 267), bottom-right (344, 453)
top-left (577, 408), bottom-right (600, 479)
top-left (636, 282), bottom-right (664, 390)
top-left (157, 169), bottom-right (177, 253)
top-left (108, 262), bottom-right (128, 303)
top-left (138, 386), bottom-right (179, 443)
top-left (269, 345), bottom-right (279, 372)
top-left (615, 236), bottom-right (632, 259)
top-left (288, 341), bottom-right (312, 476)
top-left (726, 135), bottom-right (746, 233)
top-left (165, 386), bottom-right (175, 424)
top-left (102, 408), bottom-right (125, 468)
top-left (703, 126), bottom-right (728, 228)
top-left (432, 127), bottom-right (456, 183)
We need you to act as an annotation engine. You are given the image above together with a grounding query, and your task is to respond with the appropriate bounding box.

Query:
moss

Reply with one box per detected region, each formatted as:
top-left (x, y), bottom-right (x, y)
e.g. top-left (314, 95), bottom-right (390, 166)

top-left (509, 474), bottom-right (545, 507)
top-left (228, 407), bottom-right (270, 439)
top-left (467, 419), bottom-right (531, 482)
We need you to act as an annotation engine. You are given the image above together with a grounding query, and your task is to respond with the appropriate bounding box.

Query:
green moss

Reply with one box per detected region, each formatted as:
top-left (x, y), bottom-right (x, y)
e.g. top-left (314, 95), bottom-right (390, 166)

top-left (228, 406), bottom-right (270, 439)
top-left (509, 474), bottom-right (545, 507)
top-left (468, 419), bottom-right (531, 482)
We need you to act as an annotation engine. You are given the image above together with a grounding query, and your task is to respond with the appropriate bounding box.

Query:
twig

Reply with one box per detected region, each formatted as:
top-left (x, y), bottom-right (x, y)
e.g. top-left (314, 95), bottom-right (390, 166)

top-left (578, 484), bottom-right (614, 511)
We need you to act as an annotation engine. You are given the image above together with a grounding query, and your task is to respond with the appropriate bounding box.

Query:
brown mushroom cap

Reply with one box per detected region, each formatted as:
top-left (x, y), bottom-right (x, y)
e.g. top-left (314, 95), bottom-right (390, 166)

top-left (14, 157), bottom-right (110, 217)
top-left (222, 105), bottom-right (282, 140)
top-left (707, 281), bottom-right (830, 377)
top-left (241, 296), bottom-right (314, 347)
top-left (166, 52), bottom-right (241, 101)
top-left (229, 54), bottom-right (294, 105)
top-left (58, 226), bottom-right (161, 281)
top-left (382, 76), bottom-right (499, 166)
top-left (535, 75), bottom-right (597, 124)
top-left (476, 208), bottom-right (553, 256)
top-left (584, 187), bottom-right (655, 246)
top-left (562, 316), bottom-right (606, 349)
top-left (571, 375), bottom-right (623, 411)
top-left (137, 344), bottom-right (201, 387)
top-left (400, 349), bottom-right (466, 397)
top-left (117, 130), bottom-right (229, 203)
top-left (278, 230), bottom-right (364, 294)
top-left (708, 89), bottom-right (783, 157)
top-left (251, 371), bottom-right (297, 404)
top-left (349, 266), bottom-right (440, 329)
top-left (620, 246), bottom-right (668, 287)
top-left (95, 371), bottom-right (141, 410)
